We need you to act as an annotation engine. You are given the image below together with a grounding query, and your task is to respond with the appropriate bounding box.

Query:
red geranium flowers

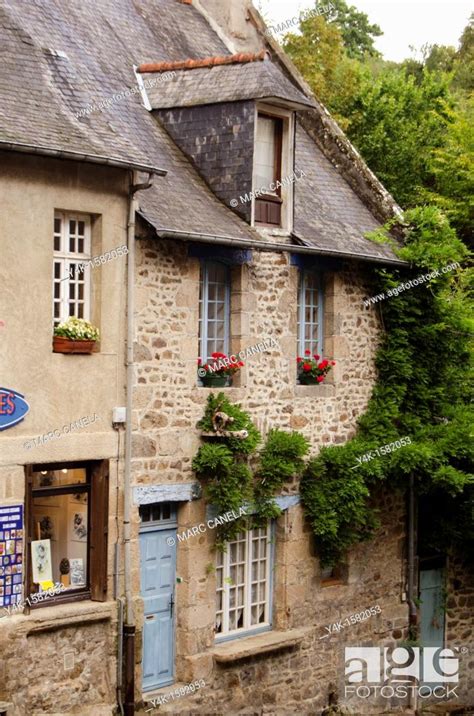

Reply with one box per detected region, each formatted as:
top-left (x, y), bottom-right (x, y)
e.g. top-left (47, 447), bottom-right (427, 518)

top-left (197, 352), bottom-right (244, 377)
top-left (297, 352), bottom-right (336, 383)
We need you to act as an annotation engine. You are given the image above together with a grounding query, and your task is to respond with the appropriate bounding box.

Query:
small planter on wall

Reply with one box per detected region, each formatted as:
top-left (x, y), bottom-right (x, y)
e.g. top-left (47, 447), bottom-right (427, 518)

top-left (297, 353), bottom-right (336, 385)
top-left (53, 336), bottom-right (96, 354)
top-left (197, 353), bottom-right (244, 388)
top-left (53, 317), bottom-right (99, 354)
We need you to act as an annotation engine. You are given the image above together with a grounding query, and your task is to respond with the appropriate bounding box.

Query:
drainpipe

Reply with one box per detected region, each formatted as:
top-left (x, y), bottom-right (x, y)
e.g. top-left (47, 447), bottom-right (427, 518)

top-left (123, 171), bottom-right (155, 716)
top-left (407, 472), bottom-right (418, 713)
top-left (407, 473), bottom-right (417, 631)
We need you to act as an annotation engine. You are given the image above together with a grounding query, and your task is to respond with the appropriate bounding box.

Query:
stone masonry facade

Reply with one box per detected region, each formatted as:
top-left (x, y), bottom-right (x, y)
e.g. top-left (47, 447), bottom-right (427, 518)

top-left (129, 236), bottom-right (415, 714)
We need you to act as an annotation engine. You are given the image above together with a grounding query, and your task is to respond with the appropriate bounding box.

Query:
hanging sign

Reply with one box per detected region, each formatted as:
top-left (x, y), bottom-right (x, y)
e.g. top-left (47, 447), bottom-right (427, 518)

top-left (0, 388), bottom-right (29, 431)
top-left (0, 505), bottom-right (23, 609)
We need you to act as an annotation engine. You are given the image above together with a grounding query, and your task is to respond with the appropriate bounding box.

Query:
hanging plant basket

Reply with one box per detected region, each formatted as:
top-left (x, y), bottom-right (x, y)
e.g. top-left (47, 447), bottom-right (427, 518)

top-left (200, 374), bottom-right (229, 388)
top-left (53, 336), bottom-right (96, 354)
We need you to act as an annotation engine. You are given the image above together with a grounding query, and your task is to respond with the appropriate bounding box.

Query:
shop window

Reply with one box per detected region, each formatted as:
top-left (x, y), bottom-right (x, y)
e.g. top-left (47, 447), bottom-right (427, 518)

top-left (198, 260), bottom-right (231, 362)
top-left (297, 269), bottom-right (324, 369)
top-left (53, 212), bottom-right (92, 326)
top-left (26, 461), bottom-right (108, 605)
top-left (215, 524), bottom-right (273, 639)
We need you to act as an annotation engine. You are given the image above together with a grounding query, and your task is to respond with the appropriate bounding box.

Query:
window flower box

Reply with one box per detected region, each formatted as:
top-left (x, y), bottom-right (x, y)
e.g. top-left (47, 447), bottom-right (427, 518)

top-left (53, 318), bottom-right (99, 354)
top-left (297, 351), bottom-right (335, 385)
top-left (198, 353), bottom-right (244, 387)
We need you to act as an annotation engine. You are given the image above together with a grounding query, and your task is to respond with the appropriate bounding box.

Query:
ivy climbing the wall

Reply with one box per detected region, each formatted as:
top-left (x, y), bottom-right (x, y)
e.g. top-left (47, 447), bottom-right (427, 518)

top-left (301, 206), bottom-right (473, 566)
top-left (192, 392), bottom-right (309, 546)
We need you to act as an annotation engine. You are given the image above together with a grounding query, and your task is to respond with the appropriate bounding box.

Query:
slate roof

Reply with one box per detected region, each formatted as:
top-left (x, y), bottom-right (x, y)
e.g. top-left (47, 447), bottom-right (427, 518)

top-left (144, 58), bottom-right (316, 110)
top-left (0, 0), bottom-right (401, 263)
top-left (294, 123), bottom-right (397, 262)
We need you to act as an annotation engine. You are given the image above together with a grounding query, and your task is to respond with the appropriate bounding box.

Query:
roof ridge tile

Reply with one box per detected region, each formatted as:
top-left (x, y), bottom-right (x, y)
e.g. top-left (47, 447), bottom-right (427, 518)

top-left (138, 50), bottom-right (267, 74)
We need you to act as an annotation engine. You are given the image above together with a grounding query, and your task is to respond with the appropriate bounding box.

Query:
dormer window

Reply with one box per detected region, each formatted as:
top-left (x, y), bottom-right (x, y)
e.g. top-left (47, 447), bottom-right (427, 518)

top-left (254, 115), bottom-right (283, 226)
top-left (253, 106), bottom-right (295, 231)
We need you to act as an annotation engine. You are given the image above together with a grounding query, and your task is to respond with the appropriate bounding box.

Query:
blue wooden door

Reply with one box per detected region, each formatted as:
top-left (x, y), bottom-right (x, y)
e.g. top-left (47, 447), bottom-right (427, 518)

top-left (420, 567), bottom-right (445, 647)
top-left (140, 528), bottom-right (176, 691)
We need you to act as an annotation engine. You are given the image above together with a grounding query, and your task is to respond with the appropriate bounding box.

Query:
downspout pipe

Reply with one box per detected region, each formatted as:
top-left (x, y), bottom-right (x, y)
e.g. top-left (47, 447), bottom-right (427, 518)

top-left (407, 472), bottom-right (418, 712)
top-left (123, 171), bottom-right (157, 716)
top-left (407, 472), bottom-right (417, 632)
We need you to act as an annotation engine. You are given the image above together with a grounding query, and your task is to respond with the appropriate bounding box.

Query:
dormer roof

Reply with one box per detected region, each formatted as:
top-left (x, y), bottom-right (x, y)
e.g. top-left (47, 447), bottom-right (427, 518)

top-left (140, 53), bottom-right (316, 110)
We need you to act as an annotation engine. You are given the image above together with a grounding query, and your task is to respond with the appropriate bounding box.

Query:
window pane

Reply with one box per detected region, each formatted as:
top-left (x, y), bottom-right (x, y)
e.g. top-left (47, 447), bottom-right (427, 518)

top-left (198, 262), bottom-right (230, 363)
top-left (255, 116), bottom-right (277, 193)
top-left (30, 467), bottom-right (89, 595)
top-left (32, 468), bottom-right (87, 489)
top-left (31, 494), bottom-right (88, 592)
top-left (216, 524), bottom-right (271, 637)
top-left (140, 505), bottom-right (151, 522)
top-left (53, 213), bottom-right (91, 324)
top-left (298, 271), bottom-right (322, 364)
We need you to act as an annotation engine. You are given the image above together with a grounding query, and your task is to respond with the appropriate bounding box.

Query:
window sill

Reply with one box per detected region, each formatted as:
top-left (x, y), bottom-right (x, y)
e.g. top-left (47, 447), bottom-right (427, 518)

top-left (295, 383), bottom-right (336, 398)
top-left (321, 579), bottom-right (346, 587)
top-left (209, 627), bottom-right (311, 663)
top-left (3, 599), bottom-right (114, 635)
top-left (196, 387), bottom-right (245, 399)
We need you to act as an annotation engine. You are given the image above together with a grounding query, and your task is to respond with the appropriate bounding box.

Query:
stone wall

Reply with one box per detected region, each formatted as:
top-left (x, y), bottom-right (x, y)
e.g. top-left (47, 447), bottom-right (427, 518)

top-left (131, 236), bottom-right (413, 714)
top-left (0, 602), bottom-right (117, 716)
top-left (136, 491), bottom-right (408, 715)
top-left (445, 554), bottom-right (474, 707)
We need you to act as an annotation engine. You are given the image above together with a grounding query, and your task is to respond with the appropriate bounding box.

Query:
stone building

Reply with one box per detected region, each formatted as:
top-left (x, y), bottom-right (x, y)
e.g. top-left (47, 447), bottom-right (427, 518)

top-left (0, 1), bottom-right (472, 715)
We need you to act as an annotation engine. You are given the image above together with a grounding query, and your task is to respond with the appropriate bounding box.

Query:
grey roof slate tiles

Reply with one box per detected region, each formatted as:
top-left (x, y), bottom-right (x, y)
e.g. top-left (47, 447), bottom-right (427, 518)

top-left (294, 123), bottom-right (398, 261)
top-left (0, 0), bottom-right (400, 262)
top-left (145, 59), bottom-right (316, 109)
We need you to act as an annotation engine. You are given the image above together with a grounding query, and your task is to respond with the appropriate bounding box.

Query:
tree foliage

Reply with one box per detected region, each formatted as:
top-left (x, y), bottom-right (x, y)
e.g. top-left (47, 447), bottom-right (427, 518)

top-left (323, 0), bottom-right (383, 59)
top-left (283, 6), bottom-right (473, 242)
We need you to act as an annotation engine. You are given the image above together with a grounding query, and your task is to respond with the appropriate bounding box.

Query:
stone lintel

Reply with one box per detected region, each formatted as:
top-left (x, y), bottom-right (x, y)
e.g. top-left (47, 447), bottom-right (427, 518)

top-left (210, 627), bottom-right (311, 663)
top-left (206, 494), bottom-right (300, 521)
top-left (133, 482), bottom-right (202, 505)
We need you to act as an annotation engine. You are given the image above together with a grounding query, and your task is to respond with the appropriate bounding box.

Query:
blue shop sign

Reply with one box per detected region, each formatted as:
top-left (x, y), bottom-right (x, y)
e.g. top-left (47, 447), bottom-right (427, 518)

top-left (0, 388), bottom-right (30, 431)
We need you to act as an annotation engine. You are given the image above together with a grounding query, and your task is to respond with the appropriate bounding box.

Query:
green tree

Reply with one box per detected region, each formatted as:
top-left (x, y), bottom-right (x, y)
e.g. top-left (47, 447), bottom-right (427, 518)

top-left (345, 68), bottom-right (454, 207)
top-left (322, 0), bottom-right (383, 59)
top-left (453, 13), bottom-right (474, 91)
top-left (283, 13), bottom-right (365, 128)
top-left (420, 97), bottom-right (474, 242)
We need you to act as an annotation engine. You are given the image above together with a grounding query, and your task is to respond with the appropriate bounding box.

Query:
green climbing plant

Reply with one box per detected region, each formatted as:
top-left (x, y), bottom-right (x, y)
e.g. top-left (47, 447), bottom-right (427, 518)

top-left (193, 393), bottom-right (309, 545)
top-left (301, 206), bottom-right (473, 566)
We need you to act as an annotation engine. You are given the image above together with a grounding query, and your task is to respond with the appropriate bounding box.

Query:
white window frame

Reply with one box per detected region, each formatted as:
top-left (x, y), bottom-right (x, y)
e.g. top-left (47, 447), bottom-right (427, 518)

top-left (297, 269), bottom-right (324, 358)
top-left (198, 260), bottom-right (231, 362)
top-left (252, 104), bottom-right (295, 233)
top-left (215, 523), bottom-right (273, 641)
top-left (53, 211), bottom-right (92, 326)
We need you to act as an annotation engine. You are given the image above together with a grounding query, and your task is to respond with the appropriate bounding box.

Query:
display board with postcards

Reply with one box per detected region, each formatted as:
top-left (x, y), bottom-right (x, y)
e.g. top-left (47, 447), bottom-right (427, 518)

top-left (0, 505), bottom-right (23, 608)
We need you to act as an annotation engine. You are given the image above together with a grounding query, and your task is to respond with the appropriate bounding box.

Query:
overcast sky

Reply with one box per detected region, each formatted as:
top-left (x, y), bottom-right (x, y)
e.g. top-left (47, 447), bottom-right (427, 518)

top-left (258, 0), bottom-right (472, 62)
